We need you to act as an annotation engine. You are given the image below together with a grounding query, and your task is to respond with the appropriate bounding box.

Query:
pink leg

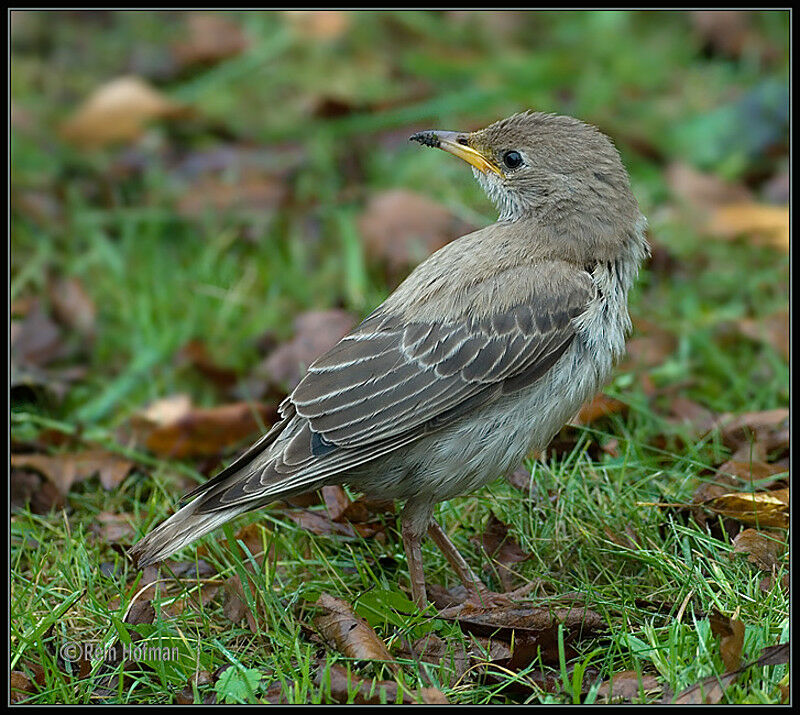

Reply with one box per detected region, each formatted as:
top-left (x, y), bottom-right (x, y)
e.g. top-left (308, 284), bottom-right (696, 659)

top-left (400, 499), bottom-right (434, 609)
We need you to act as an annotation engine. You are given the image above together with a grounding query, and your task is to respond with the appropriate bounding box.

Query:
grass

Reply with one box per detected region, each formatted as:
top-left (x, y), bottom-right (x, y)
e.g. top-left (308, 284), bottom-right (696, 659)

top-left (11, 10), bottom-right (789, 704)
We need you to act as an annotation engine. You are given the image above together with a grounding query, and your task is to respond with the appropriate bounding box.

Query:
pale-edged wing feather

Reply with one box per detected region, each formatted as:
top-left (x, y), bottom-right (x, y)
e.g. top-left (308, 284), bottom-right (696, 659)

top-left (193, 266), bottom-right (593, 512)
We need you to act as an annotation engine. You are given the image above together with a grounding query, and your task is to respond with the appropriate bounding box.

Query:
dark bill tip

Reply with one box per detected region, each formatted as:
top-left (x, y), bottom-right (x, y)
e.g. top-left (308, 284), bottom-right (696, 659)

top-left (409, 130), bottom-right (441, 148)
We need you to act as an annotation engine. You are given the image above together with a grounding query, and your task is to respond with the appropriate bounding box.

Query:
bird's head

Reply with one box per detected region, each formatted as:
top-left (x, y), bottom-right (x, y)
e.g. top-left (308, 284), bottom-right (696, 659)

top-left (410, 112), bottom-right (641, 258)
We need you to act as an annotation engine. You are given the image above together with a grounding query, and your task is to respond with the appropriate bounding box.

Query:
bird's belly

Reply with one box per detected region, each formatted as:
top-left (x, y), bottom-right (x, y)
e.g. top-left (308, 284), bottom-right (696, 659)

top-left (347, 334), bottom-right (614, 504)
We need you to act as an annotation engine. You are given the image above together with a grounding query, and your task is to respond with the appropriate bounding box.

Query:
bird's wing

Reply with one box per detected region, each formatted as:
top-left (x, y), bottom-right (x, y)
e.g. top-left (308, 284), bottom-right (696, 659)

top-left (191, 263), bottom-right (594, 511)
top-left (291, 265), bottom-right (594, 449)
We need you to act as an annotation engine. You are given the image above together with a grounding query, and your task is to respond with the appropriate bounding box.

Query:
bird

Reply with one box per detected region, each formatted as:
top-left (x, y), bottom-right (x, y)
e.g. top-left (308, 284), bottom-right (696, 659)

top-left (131, 111), bottom-right (649, 609)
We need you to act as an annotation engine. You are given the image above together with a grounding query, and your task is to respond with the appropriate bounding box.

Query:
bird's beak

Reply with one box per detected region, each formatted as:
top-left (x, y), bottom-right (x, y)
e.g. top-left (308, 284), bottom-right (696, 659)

top-left (410, 130), bottom-right (504, 177)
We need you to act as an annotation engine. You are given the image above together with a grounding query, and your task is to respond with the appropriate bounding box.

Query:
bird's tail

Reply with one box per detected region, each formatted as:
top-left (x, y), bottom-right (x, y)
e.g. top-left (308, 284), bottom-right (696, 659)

top-left (129, 498), bottom-right (252, 568)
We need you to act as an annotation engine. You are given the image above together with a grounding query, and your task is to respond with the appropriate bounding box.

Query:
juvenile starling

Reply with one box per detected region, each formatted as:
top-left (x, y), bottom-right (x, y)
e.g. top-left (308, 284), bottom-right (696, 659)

top-left (132, 111), bottom-right (648, 608)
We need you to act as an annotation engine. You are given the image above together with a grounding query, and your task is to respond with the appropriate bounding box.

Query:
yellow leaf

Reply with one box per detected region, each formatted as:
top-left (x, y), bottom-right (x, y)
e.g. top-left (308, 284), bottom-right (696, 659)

top-left (703, 488), bottom-right (789, 529)
top-left (706, 203), bottom-right (789, 252)
top-left (60, 76), bottom-right (189, 148)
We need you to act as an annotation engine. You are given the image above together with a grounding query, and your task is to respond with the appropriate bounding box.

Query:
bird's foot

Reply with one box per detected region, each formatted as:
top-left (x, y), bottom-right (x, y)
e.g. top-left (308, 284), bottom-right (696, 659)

top-left (438, 580), bottom-right (539, 616)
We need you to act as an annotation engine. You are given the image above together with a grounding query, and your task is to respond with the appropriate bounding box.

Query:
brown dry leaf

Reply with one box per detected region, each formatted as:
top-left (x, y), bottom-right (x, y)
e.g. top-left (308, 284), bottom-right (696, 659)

top-left (670, 670), bottom-right (739, 705)
top-left (285, 508), bottom-right (385, 539)
top-left (505, 466), bottom-right (533, 491)
top-left (172, 13), bottom-right (249, 70)
top-left (48, 277), bottom-right (97, 339)
top-left (136, 393), bottom-right (193, 424)
top-left (133, 397), bottom-right (276, 458)
top-left (91, 512), bottom-right (135, 541)
top-left (716, 458), bottom-right (786, 482)
top-left (177, 339), bottom-right (239, 391)
top-left (732, 528), bottom-right (784, 571)
top-left (718, 409), bottom-right (789, 453)
top-left (314, 593), bottom-right (399, 672)
top-left (702, 488), bottom-right (789, 529)
top-left (176, 173), bottom-right (286, 218)
top-left (706, 203), bottom-right (789, 252)
top-left (619, 318), bottom-right (676, 371)
top-left (734, 310), bottom-right (789, 361)
top-left (254, 310), bottom-right (356, 392)
top-left (10, 469), bottom-right (66, 513)
top-left (10, 450), bottom-right (134, 494)
top-left (10, 299), bottom-right (66, 367)
top-left (668, 396), bottom-right (719, 437)
top-left (317, 662), bottom-right (445, 704)
top-left (690, 10), bottom-right (752, 57)
top-left (666, 161), bottom-right (752, 208)
top-left (358, 189), bottom-right (475, 280)
top-left (334, 496), bottom-right (378, 524)
top-left (574, 393), bottom-right (627, 425)
top-left (60, 76), bottom-right (189, 148)
top-left (322, 485), bottom-right (350, 522)
top-left (10, 671), bottom-right (35, 703)
top-left (668, 640), bottom-right (789, 704)
top-left (223, 573), bottom-right (252, 627)
top-left (596, 670), bottom-right (661, 702)
top-left (442, 605), bottom-right (604, 663)
top-left (281, 11), bottom-right (350, 40)
top-left (709, 611), bottom-right (745, 672)
top-left (478, 514), bottom-right (531, 592)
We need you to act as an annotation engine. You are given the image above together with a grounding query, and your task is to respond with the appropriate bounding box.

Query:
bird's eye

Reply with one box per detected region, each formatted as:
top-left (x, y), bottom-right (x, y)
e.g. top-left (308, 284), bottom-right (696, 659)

top-left (502, 151), bottom-right (523, 169)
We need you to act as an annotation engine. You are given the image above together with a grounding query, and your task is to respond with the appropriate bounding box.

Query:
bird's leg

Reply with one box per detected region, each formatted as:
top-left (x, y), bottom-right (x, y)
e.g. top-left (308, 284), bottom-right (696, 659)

top-left (427, 519), bottom-right (495, 605)
top-left (427, 520), bottom-right (484, 593)
top-left (400, 499), bottom-right (435, 609)
top-left (428, 519), bottom-right (538, 609)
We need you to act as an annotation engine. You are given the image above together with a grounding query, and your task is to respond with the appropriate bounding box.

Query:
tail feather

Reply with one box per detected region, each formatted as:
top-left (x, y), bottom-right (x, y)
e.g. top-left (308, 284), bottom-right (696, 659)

top-left (130, 500), bottom-right (250, 567)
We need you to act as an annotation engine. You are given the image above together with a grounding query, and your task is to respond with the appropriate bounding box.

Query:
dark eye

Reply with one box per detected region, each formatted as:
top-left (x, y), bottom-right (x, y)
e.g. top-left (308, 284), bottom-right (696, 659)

top-left (502, 150), bottom-right (523, 169)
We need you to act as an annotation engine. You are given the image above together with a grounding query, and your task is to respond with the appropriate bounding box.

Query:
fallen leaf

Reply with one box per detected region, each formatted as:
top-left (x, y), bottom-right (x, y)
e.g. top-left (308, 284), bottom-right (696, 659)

top-left (440, 605), bottom-right (605, 663)
top-left (709, 611), bottom-right (745, 671)
top-left (10, 450), bottom-right (134, 494)
top-left (619, 318), bottom-right (677, 371)
top-left (478, 514), bottom-right (531, 592)
top-left (10, 468), bottom-right (66, 513)
top-left (172, 13), bottom-right (249, 70)
top-left (669, 670), bottom-right (739, 705)
top-left (285, 508), bottom-right (385, 539)
top-left (754, 642), bottom-right (789, 666)
top-left (281, 11), bottom-right (350, 40)
top-left (317, 662), bottom-right (445, 704)
top-left (668, 396), bottom-right (719, 437)
top-left (10, 299), bottom-right (66, 367)
top-left (706, 203), bottom-right (789, 252)
top-left (574, 393), bottom-right (627, 425)
top-left (314, 593), bottom-right (398, 671)
top-left (322, 485), bottom-right (350, 522)
top-left (666, 640), bottom-right (789, 704)
top-left (10, 671), bottom-right (35, 703)
top-left (48, 277), bottom-right (97, 340)
top-left (60, 76), bottom-right (189, 148)
top-left (716, 458), bottom-right (786, 481)
top-left (666, 161), bottom-right (752, 208)
top-left (732, 528), bottom-right (784, 571)
top-left (133, 397), bottom-right (277, 458)
top-left (358, 190), bottom-right (475, 281)
top-left (597, 670), bottom-right (661, 702)
top-left (702, 488), bottom-right (788, 529)
top-left (690, 10), bottom-right (752, 57)
top-left (734, 310), bottom-right (789, 361)
top-left (253, 310), bottom-right (355, 392)
top-left (223, 574), bottom-right (251, 626)
top-left (717, 409), bottom-right (789, 453)
top-left (91, 512), bottom-right (135, 541)
top-left (177, 340), bottom-right (239, 391)
top-left (505, 466), bottom-right (533, 491)
top-left (175, 173), bottom-right (286, 218)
